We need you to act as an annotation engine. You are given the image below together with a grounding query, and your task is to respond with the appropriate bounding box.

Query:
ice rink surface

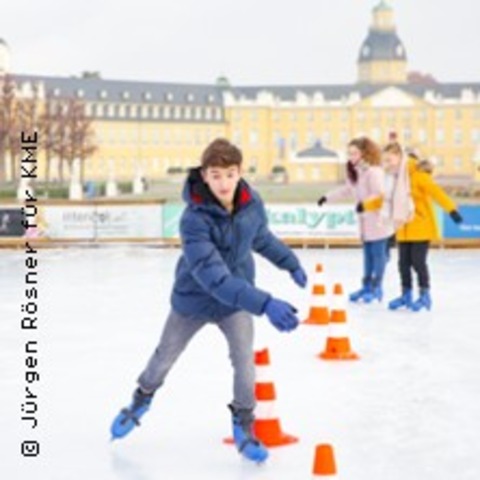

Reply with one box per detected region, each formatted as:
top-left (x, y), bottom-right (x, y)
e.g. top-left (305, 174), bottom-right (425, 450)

top-left (1, 246), bottom-right (480, 480)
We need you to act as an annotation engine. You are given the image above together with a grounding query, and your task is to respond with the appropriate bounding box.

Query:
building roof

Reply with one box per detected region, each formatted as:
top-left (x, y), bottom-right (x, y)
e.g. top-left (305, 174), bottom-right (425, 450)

top-left (297, 141), bottom-right (338, 158)
top-left (359, 30), bottom-right (407, 62)
top-left (13, 73), bottom-right (224, 107)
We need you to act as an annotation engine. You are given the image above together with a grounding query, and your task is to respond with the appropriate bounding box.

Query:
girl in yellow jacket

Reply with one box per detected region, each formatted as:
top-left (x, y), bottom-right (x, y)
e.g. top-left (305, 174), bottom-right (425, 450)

top-left (379, 143), bottom-right (463, 311)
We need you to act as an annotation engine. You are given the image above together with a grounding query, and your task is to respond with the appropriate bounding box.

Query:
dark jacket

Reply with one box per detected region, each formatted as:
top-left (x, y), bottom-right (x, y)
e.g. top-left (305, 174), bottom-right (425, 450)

top-left (170, 167), bottom-right (300, 320)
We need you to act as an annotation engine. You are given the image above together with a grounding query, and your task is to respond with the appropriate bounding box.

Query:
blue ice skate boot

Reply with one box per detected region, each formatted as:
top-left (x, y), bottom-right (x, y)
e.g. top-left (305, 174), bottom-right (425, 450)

top-left (411, 289), bottom-right (432, 312)
top-left (349, 278), bottom-right (370, 303)
top-left (110, 387), bottom-right (154, 440)
top-left (229, 404), bottom-right (269, 464)
top-left (363, 285), bottom-right (383, 303)
top-left (388, 289), bottom-right (413, 311)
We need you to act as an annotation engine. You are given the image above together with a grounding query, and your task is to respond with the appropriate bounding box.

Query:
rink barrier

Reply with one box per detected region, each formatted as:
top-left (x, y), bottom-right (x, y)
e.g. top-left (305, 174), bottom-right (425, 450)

top-left (1, 199), bottom-right (480, 248)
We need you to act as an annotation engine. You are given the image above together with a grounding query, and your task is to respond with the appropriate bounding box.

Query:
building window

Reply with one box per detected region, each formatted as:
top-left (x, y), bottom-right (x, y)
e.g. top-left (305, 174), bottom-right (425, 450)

top-left (205, 107), bottom-right (212, 121)
top-left (122, 91), bottom-right (130, 100)
top-left (435, 129), bottom-right (445, 144)
top-left (418, 129), bottom-right (427, 144)
top-left (195, 106), bottom-right (202, 120)
top-left (164, 106), bottom-right (172, 119)
top-left (472, 129), bottom-right (480, 144)
top-left (455, 109), bottom-right (462, 121)
top-left (186, 93), bottom-right (195, 102)
top-left (250, 110), bottom-right (258, 121)
top-left (215, 108), bottom-right (222, 121)
top-left (454, 129), bottom-right (462, 145)
top-left (436, 109), bottom-right (444, 121)
top-left (249, 130), bottom-right (258, 147)
top-left (174, 106), bottom-right (182, 120)
top-left (99, 90), bottom-right (108, 99)
top-left (296, 167), bottom-right (305, 181)
top-left (404, 128), bottom-right (412, 143)
top-left (207, 94), bottom-right (215, 103)
top-left (454, 157), bottom-right (463, 170)
top-left (76, 89), bottom-right (84, 98)
top-left (290, 132), bottom-right (297, 151)
top-left (144, 92), bottom-right (152, 101)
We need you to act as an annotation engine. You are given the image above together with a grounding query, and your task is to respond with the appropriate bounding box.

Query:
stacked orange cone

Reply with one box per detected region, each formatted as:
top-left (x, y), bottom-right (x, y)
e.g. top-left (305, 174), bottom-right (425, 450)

top-left (223, 348), bottom-right (298, 447)
top-left (252, 348), bottom-right (298, 446)
top-left (304, 264), bottom-right (329, 325)
top-left (319, 283), bottom-right (359, 360)
top-left (312, 444), bottom-right (337, 478)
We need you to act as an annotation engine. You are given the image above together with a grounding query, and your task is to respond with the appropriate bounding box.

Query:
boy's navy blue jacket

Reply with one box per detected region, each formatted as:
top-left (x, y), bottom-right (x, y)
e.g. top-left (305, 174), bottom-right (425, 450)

top-left (170, 167), bottom-right (301, 320)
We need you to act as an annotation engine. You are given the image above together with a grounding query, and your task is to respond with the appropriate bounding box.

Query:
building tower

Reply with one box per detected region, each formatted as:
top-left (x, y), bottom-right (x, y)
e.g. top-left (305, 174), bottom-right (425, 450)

top-left (0, 38), bottom-right (11, 75)
top-left (357, 1), bottom-right (408, 84)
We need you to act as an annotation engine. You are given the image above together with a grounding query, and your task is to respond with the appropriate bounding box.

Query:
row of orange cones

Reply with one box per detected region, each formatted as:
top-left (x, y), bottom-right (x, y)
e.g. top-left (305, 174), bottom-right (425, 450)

top-left (224, 263), bottom-right (359, 475)
top-left (305, 263), bottom-right (359, 361)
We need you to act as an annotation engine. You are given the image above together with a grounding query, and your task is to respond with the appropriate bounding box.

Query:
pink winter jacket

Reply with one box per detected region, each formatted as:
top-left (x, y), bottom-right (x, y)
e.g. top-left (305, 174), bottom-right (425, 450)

top-left (325, 163), bottom-right (394, 242)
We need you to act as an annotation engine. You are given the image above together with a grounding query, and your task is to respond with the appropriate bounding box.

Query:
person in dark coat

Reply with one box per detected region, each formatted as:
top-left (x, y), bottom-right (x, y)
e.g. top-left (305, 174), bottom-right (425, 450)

top-left (110, 138), bottom-right (308, 463)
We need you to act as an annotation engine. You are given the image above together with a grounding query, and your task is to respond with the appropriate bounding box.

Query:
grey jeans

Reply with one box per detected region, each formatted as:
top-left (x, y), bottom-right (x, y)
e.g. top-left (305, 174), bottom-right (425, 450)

top-left (137, 309), bottom-right (256, 410)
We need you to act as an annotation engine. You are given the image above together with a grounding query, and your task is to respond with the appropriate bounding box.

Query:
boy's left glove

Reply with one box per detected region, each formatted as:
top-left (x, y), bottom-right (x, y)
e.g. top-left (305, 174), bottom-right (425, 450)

top-left (450, 210), bottom-right (463, 224)
top-left (290, 267), bottom-right (308, 288)
top-left (355, 202), bottom-right (364, 213)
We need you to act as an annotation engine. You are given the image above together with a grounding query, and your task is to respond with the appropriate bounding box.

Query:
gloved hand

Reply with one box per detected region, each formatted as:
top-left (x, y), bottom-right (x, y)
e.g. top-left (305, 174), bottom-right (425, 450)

top-left (450, 210), bottom-right (463, 224)
top-left (355, 202), bottom-right (364, 213)
top-left (264, 298), bottom-right (299, 332)
top-left (317, 196), bottom-right (327, 207)
top-left (290, 267), bottom-right (308, 288)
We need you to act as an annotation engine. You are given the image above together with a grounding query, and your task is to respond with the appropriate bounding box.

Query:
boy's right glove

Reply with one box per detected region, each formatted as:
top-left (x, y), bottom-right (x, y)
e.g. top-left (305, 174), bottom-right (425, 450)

top-left (264, 298), bottom-right (299, 333)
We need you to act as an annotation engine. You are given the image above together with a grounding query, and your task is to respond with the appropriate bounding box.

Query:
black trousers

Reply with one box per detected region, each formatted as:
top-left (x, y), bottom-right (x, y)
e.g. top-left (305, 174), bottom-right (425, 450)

top-left (398, 241), bottom-right (430, 291)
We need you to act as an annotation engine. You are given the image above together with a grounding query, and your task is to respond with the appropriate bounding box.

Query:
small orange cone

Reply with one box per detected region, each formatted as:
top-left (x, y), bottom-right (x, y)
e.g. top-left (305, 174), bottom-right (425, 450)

top-left (304, 264), bottom-right (329, 325)
top-left (319, 283), bottom-right (359, 360)
top-left (312, 444), bottom-right (337, 477)
top-left (224, 348), bottom-right (298, 447)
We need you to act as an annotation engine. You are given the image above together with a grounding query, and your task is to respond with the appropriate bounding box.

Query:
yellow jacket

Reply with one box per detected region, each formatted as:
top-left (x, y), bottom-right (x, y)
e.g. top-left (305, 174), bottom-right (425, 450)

top-left (364, 159), bottom-right (457, 242)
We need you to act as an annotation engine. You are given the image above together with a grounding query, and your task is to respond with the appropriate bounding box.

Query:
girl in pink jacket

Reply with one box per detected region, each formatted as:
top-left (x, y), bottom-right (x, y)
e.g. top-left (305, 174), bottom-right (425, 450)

top-left (317, 137), bottom-right (394, 303)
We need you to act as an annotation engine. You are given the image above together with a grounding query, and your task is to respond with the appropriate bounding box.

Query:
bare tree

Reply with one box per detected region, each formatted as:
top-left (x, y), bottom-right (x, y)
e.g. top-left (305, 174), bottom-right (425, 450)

top-left (0, 74), bottom-right (16, 183)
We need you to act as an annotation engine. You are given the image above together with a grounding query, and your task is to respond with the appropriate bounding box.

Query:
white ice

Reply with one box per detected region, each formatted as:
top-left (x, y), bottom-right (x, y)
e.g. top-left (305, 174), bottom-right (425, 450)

top-left (1, 246), bottom-right (480, 480)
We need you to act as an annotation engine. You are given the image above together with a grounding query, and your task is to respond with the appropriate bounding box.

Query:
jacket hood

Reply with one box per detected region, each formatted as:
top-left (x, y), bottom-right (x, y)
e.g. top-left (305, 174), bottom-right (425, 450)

top-left (181, 167), bottom-right (256, 214)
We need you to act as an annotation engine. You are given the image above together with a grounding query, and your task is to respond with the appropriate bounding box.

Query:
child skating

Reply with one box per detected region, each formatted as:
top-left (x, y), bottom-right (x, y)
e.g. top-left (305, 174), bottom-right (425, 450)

top-left (381, 142), bottom-right (463, 311)
top-left (110, 138), bottom-right (308, 463)
top-left (317, 137), bottom-right (393, 303)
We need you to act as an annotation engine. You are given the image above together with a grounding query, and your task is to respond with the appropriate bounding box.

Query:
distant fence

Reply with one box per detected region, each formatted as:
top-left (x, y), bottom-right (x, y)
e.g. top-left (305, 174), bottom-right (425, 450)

top-left (1, 199), bottom-right (479, 248)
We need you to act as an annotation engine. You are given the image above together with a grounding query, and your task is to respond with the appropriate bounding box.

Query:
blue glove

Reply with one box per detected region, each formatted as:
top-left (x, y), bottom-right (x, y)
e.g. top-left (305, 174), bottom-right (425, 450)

top-left (264, 298), bottom-right (299, 332)
top-left (291, 267), bottom-right (308, 288)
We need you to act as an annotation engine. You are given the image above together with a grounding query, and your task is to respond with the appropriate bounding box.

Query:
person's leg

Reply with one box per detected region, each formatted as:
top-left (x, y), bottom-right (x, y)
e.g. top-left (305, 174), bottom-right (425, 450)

top-left (216, 310), bottom-right (255, 410)
top-left (411, 241), bottom-right (430, 291)
top-left (364, 238), bottom-right (388, 302)
top-left (137, 309), bottom-right (207, 393)
top-left (350, 242), bottom-right (373, 301)
top-left (111, 309), bottom-right (207, 439)
top-left (411, 242), bottom-right (432, 311)
top-left (388, 242), bottom-right (413, 310)
top-left (399, 242), bottom-right (413, 291)
top-left (217, 311), bottom-right (268, 463)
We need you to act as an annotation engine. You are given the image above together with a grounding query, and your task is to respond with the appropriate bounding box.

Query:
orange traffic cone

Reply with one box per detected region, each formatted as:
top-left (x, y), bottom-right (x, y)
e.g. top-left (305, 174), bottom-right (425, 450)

top-left (304, 264), bottom-right (329, 325)
top-left (319, 283), bottom-right (359, 360)
top-left (224, 348), bottom-right (298, 447)
top-left (312, 444), bottom-right (337, 477)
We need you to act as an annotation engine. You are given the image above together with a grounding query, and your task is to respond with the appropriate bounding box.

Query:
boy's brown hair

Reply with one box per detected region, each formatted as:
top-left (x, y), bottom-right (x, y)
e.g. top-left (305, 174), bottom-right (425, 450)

top-left (349, 137), bottom-right (381, 166)
top-left (201, 138), bottom-right (243, 169)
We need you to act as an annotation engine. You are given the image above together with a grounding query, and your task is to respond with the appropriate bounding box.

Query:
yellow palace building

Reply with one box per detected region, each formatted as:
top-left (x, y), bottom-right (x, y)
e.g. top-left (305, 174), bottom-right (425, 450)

top-left (1, 0), bottom-right (480, 184)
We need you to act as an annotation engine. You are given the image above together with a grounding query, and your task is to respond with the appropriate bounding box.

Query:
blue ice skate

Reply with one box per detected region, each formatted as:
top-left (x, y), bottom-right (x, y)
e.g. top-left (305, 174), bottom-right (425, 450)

top-left (411, 289), bottom-right (432, 312)
top-left (110, 387), bottom-right (153, 440)
top-left (388, 290), bottom-right (413, 311)
top-left (349, 279), bottom-right (371, 303)
top-left (363, 286), bottom-right (383, 303)
top-left (229, 404), bottom-right (268, 464)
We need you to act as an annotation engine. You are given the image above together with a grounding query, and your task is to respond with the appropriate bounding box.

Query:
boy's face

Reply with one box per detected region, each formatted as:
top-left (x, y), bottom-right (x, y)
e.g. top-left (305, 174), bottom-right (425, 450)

top-left (201, 165), bottom-right (242, 207)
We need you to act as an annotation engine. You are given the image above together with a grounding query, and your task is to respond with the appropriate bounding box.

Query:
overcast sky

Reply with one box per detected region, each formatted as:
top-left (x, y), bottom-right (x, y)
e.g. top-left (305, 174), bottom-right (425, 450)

top-left (2, 0), bottom-right (479, 85)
